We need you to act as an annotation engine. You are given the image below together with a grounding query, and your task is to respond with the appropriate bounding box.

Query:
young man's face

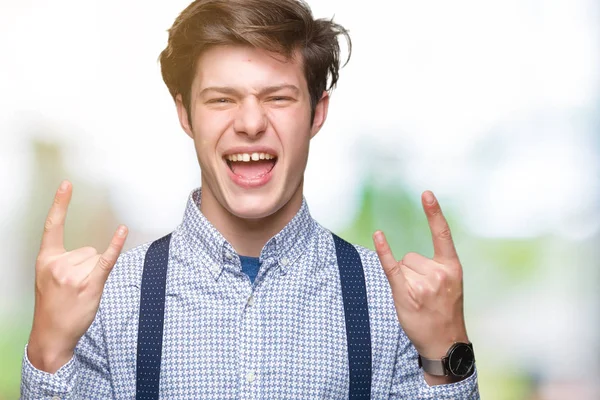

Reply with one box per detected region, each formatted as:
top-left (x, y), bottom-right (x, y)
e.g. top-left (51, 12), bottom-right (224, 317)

top-left (177, 45), bottom-right (329, 220)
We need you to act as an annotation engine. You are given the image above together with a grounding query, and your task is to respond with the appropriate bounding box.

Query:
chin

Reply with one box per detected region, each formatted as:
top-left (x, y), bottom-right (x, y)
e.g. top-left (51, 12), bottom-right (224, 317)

top-left (224, 192), bottom-right (284, 220)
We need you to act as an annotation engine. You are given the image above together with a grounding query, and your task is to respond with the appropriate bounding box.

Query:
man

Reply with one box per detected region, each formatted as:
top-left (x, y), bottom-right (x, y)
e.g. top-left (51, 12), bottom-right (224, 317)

top-left (21, 0), bottom-right (479, 398)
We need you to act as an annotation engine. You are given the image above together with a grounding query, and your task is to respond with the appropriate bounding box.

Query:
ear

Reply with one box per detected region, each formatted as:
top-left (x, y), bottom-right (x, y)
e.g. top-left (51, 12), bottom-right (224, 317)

top-left (176, 94), bottom-right (194, 139)
top-left (310, 91), bottom-right (330, 139)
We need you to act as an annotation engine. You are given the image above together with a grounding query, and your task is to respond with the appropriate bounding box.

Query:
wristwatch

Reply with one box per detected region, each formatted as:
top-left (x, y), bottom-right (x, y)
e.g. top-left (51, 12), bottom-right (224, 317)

top-left (418, 342), bottom-right (475, 378)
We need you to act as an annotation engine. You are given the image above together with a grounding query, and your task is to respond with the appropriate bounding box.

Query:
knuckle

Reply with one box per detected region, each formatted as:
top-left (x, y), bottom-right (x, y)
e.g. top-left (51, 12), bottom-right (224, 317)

top-left (414, 281), bottom-right (425, 295)
top-left (385, 263), bottom-right (402, 279)
top-left (109, 238), bottom-right (122, 253)
top-left (43, 217), bottom-right (55, 233)
top-left (430, 206), bottom-right (443, 217)
top-left (55, 273), bottom-right (77, 288)
top-left (97, 255), bottom-right (114, 271)
top-left (402, 252), bottom-right (417, 264)
top-left (80, 246), bottom-right (99, 257)
top-left (431, 269), bottom-right (448, 293)
top-left (401, 253), bottom-right (409, 264)
top-left (434, 268), bottom-right (448, 284)
top-left (438, 227), bottom-right (453, 241)
top-left (410, 284), bottom-right (425, 310)
top-left (378, 245), bottom-right (391, 258)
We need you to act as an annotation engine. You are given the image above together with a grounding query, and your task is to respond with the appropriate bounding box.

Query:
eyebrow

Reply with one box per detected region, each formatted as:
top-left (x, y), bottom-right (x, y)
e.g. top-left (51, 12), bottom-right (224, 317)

top-left (199, 84), bottom-right (300, 97)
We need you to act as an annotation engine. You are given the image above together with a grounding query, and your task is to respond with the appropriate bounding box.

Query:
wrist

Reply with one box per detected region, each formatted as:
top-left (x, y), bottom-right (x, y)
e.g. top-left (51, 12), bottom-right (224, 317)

top-left (418, 333), bottom-right (469, 359)
top-left (27, 333), bottom-right (74, 374)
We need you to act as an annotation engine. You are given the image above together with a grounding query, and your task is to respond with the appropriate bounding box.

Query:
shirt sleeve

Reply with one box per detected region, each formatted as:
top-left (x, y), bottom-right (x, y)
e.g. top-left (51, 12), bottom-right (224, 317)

top-left (20, 310), bottom-right (113, 399)
top-left (390, 330), bottom-right (480, 399)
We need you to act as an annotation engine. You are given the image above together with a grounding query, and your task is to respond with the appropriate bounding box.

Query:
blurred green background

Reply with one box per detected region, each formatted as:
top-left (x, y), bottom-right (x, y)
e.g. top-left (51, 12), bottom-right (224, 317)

top-left (1, 0), bottom-right (599, 399)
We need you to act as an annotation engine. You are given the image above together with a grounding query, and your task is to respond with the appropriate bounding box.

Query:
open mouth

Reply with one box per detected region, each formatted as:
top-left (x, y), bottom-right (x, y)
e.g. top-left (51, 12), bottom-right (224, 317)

top-left (224, 152), bottom-right (278, 179)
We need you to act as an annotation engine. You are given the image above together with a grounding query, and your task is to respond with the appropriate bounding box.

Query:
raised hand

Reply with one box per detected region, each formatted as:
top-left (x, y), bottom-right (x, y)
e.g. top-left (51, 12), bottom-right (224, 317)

top-left (27, 180), bottom-right (128, 373)
top-left (373, 191), bottom-right (468, 363)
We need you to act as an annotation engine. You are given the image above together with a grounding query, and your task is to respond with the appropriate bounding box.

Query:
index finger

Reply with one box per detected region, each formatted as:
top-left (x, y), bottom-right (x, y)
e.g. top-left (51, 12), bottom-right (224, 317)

top-left (40, 180), bottom-right (72, 256)
top-left (421, 191), bottom-right (459, 262)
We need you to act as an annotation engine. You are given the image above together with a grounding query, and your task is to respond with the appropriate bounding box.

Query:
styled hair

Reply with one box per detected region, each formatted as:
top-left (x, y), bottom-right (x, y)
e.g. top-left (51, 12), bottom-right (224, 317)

top-left (159, 0), bottom-right (351, 122)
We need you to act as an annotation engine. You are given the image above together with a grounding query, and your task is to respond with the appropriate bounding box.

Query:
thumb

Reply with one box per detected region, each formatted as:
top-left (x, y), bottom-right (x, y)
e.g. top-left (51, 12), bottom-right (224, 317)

top-left (89, 225), bottom-right (128, 287)
top-left (373, 230), bottom-right (405, 285)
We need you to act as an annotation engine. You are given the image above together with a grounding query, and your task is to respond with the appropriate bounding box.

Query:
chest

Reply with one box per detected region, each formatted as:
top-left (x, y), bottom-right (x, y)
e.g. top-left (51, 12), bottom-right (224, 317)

top-left (109, 266), bottom-right (359, 399)
top-left (105, 240), bottom-right (399, 399)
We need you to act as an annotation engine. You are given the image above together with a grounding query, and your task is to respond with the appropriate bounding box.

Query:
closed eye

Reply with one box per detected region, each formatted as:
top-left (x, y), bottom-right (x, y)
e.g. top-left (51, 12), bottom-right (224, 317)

top-left (267, 96), bottom-right (294, 102)
top-left (207, 98), bottom-right (233, 104)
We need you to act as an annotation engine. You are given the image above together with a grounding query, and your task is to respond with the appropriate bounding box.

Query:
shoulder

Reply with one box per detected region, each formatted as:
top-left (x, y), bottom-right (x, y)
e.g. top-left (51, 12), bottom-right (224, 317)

top-left (353, 244), bottom-right (384, 274)
top-left (313, 225), bottom-right (402, 344)
top-left (352, 243), bottom-right (395, 306)
top-left (313, 223), bottom-right (392, 301)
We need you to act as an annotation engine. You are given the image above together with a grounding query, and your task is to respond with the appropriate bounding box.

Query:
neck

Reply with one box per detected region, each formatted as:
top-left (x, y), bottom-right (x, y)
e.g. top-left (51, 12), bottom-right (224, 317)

top-left (199, 184), bottom-right (304, 257)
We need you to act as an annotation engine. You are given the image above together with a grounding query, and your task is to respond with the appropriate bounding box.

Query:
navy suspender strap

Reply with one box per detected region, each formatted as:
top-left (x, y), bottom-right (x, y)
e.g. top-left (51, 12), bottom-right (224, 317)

top-left (135, 232), bottom-right (372, 399)
top-left (332, 233), bottom-right (373, 399)
top-left (136, 233), bottom-right (172, 400)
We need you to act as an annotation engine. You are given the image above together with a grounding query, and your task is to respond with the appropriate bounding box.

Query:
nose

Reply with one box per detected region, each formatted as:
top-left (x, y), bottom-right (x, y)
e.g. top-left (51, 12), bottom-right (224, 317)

top-left (233, 97), bottom-right (267, 138)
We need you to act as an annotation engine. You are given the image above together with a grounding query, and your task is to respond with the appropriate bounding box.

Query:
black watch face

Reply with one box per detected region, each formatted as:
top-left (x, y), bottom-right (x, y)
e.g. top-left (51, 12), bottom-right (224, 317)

top-left (447, 344), bottom-right (475, 377)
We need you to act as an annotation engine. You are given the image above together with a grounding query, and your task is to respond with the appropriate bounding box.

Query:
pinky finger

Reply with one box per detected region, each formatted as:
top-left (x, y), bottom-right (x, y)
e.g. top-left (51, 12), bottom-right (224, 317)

top-left (88, 225), bottom-right (128, 287)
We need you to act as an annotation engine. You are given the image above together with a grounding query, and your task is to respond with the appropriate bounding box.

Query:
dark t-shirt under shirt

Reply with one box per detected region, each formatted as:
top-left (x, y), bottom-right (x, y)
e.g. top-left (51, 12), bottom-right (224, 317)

top-left (239, 255), bottom-right (261, 283)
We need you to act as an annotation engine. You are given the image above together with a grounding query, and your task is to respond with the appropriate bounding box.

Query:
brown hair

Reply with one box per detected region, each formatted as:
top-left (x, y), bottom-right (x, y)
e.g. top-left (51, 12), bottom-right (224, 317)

top-left (159, 0), bottom-right (351, 122)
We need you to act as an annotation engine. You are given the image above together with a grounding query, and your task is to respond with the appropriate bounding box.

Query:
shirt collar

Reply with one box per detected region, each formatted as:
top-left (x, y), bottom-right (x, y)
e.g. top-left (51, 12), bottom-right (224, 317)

top-left (175, 188), bottom-right (316, 280)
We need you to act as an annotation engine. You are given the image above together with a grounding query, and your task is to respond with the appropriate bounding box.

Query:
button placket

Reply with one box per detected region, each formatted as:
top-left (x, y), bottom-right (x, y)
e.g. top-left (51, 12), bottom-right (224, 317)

top-left (239, 288), bottom-right (262, 400)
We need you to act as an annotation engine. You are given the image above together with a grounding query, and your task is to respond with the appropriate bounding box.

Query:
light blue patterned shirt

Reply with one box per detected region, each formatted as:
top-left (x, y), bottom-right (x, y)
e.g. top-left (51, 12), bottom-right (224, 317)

top-left (21, 188), bottom-right (479, 399)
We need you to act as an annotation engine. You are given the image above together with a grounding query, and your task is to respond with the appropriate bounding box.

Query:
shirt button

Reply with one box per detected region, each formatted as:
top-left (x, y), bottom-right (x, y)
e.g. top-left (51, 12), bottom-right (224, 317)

top-left (52, 397), bottom-right (61, 400)
top-left (246, 371), bottom-right (256, 383)
top-left (280, 257), bottom-right (289, 266)
top-left (247, 295), bottom-right (254, 307)
top-left (225, 252), bottom-right (233, 260)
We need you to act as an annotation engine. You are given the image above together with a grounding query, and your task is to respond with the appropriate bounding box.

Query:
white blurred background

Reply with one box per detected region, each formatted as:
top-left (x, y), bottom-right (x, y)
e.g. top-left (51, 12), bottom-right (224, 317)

top-left (1, 0), bottom-right (598, 398)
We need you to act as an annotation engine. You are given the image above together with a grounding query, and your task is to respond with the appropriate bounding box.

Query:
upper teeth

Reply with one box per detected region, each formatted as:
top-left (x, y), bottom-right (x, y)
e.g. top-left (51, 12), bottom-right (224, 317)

top-left (226, 153), bottom-right (275, 162)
